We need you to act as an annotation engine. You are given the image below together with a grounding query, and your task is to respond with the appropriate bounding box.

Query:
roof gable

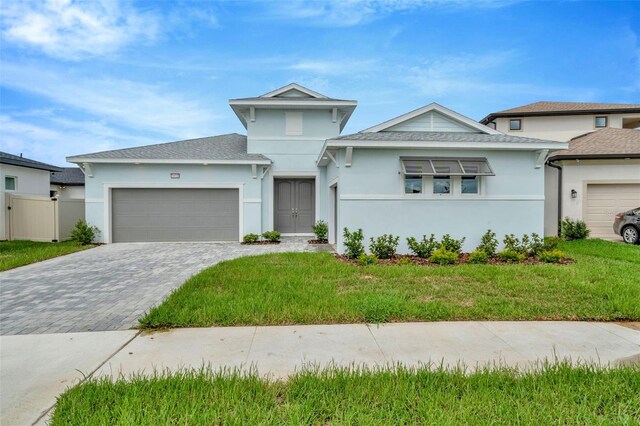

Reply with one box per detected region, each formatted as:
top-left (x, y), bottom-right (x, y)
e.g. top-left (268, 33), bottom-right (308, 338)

top-left (363, 103), bottom-right (500, 135)
top-left (260, 83), bottom-right (328, 99)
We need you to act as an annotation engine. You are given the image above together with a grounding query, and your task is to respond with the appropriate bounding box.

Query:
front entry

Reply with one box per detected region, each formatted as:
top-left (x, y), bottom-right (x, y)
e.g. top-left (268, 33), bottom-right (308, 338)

top-left (274, 179), bottom-right (315, 233)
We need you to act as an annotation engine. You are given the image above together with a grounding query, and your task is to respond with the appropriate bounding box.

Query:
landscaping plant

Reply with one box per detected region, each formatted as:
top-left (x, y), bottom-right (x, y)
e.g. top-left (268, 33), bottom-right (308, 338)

top-left (539, 249), bottom-right (565, 263)
top-left (439, 234), bottom-right (465, 254)
top-left (528, 233), bottom-right (545, 256)
top-left (561, 217), bottom-right (590, 240)
top-left (70, 220), bottom-right (100, 245)
top-left (477, 230), bottom-right (498, 256)
top-left (503, 234), bottom-right (528, 255)
top-left (406, 234), bottom-right (439, 258)
top-left (543, 236), bottom-right (561, 251)
top-left (343, 228), bottom-right (365, 259)
top-left (357, 253), bottom-right (378, 266)
top-left (312, 220), bottom-right (329, 241)
top-left (496, 249), bottom-right (525, 263)
top-left (261, 231), bottom-right (281, 242)
top-left (468, 249), bottom-right (489, 264)
top-left (429, 246), bottom-right (459, 265)
top-left (369, 234), bottom-right (400, 259)
top-left (243, 233), bottom-right (260, 243)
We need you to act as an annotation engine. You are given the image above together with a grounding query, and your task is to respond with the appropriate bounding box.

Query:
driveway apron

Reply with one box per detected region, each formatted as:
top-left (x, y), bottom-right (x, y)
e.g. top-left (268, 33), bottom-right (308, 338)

top-left (0, 240), bottom-right (323, 335)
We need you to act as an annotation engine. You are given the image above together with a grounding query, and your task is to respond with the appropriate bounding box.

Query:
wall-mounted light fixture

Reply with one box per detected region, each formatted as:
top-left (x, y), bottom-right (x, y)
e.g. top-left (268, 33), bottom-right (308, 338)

top-left (170, 172), bottom-right (180, 179)
top-left (571, 189), bottom-right (577, 199)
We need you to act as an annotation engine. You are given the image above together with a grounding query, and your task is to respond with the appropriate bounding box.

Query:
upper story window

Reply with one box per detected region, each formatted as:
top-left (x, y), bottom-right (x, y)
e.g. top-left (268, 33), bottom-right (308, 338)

top-left (433, 176), bottom-right (451, 194)
top-left (5, 176), bottom-right (16, 191)
top-left (509, 119), bottom-right (522, 131)
top-left (594, 116), bottom-right (608, 128)
top-left (285, 111), bottom-right (303, 136)
top-left (401, 157), bottom-right (493, 196)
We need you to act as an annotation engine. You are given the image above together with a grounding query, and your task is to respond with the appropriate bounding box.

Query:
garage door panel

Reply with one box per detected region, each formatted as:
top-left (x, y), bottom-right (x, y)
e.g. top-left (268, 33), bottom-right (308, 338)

top-left (112, 188), bottom-right (239, 242)
top-left (586, 184), bottom-right (640, 240)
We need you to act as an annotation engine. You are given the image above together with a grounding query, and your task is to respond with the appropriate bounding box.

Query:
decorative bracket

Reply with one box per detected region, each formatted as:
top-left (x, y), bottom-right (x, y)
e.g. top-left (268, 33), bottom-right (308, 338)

top-left (249, 106), bottom-right (255, 122)
top-left (535, 149), bottom-right (549, 169)
top-left (251, 164), bottom-right (257, 179)
top-left (82, 163), bottom-right (93, 177)
top-left (345, 146), bottom-right (353, 167)
top-left (261, 165), bottom-right (271, 179)
top-left (324, 150), bottom-right (338, 167)
top-left (332, 107), bottom-right (337, 123)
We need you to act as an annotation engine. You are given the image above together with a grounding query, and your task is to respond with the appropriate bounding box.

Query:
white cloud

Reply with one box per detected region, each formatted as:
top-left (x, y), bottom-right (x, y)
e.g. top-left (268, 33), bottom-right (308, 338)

top-left (1, 0), bottom-right (158, 60)
top-left (288, 59), bottom-right (377, 75)
top-left (1, 63), bottom-right (225, 139)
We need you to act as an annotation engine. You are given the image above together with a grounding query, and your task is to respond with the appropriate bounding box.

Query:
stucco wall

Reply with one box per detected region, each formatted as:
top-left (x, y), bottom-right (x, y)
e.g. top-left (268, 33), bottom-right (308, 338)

top-left (558, 159), bottom-right (640, 221)
top-left (51, 185), bottom-right (85, 199)
top-left (494, 113), bottom-right (640, 142)
top-left (331, 148), bottom-right (546, 253)
top-left (544, 165), bottom-right (559, 236)
top-left (83, 163), bottom-right (262, 243)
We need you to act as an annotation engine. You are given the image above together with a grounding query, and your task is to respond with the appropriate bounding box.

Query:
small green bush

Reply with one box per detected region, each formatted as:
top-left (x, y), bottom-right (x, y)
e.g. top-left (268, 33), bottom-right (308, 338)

top-left (468, 249), bottom-right (489, 264)
top-left (70, 220), bottom-right (100, 245)
top-left (243, 233), bottom-right (260, 243)
top-left (369, 234), bottom-right (400, 259)
top-left (503, 234), bottom-right (528, 255)
top-left (343, 228), bottom-right (365, 259)
top-left (528, 233), bottom-right (545, 256)
top-left (539, 249), bottom-right (565, 263)
top-left (406, 234), bottom-right (439, 258)
top-left (440, 234), bottom-right (465, 254)
top-left (543, 236), bottom-right (561, 251)
top-left (429, 247), bottom-right (459, 265)
top-left (561, 217), bottom-right (590, 240)
top-left (312, 220), bottom-right (328, 241)
top-left (496, 249), bottom-right (525, 263)
top-left (261, 231), bottom-right (281, 242)
top-left (397, 256), bottom-right (412, 266)
top-left (357, 253), bottom-right (379, 266)
top-left (477, 230), bottom-right (498, 256)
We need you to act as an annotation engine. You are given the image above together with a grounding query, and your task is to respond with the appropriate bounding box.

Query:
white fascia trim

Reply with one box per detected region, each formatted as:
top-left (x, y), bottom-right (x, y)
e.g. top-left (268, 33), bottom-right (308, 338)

top-left (229, 99), bottom-right (357, 108)
top-left (260, 83), bottom-right (328, 99)
top-left (340, 194), bottom-right (545, 201)
top-left (361, 103), bottom-right (502, 135)
top-left (326, 140), bottom-right (568, 151)
top-left (67, 158), bottom-right (271, 165)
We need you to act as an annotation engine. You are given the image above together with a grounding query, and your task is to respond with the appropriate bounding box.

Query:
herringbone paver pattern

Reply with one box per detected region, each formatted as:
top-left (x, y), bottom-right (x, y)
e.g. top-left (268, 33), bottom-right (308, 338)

top-left (0, 240), bottom-right (326, 335)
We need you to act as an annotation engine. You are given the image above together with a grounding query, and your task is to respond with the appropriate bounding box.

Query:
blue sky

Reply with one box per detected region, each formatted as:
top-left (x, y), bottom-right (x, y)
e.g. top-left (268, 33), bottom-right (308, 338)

top-left (1, 0), bottom-right (638, 166)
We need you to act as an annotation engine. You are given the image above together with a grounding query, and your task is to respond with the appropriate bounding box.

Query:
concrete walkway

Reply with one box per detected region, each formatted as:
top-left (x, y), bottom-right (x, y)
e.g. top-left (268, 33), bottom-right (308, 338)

top-left (0, 240), bottom-right (324, 335)
top-left (1, 321), bottom-right (639, 426)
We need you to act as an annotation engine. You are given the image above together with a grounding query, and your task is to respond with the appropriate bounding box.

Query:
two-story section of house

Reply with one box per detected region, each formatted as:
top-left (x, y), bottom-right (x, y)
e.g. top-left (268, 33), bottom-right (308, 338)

top-left (481, 102), bottom-right (640, 240)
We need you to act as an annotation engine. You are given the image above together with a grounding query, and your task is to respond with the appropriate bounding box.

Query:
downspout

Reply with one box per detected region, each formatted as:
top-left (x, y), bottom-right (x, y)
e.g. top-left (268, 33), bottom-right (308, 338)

top-left (547, 159), bottom-right (562, 236)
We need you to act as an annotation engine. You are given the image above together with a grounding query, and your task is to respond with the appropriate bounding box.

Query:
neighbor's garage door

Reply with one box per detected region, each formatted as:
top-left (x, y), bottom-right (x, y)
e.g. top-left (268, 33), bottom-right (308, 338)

top-left (112, 188), bottom-right (239, 242)
top-left (585, 183), bottom-right (640, 240)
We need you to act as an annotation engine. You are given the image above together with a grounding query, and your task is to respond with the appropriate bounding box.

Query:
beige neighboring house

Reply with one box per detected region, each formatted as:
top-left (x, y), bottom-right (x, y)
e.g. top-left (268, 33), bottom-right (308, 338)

top-left (481, 102), bottom-right (640, 240)
top-left (50, 167), bottom-right (85, 199)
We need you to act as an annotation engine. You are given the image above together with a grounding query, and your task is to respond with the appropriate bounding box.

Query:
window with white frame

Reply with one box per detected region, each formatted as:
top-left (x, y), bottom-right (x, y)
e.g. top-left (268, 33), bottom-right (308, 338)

top-left (401, 157), bottom-right (493, 196)
top-left (5, 176), bottom-right (16, 191)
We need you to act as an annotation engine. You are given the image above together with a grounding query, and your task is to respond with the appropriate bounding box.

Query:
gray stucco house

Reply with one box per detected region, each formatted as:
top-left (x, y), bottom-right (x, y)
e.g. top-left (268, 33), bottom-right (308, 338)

top-left (67, 83), bottom-right (566, 252)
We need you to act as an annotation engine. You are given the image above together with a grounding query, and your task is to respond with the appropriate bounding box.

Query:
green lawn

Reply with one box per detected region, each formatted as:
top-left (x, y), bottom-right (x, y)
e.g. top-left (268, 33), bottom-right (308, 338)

top-left (140, 239), bottom-right (640, 327)
top-left (51, 364), bottom-right (640, 425)
top-left (0, 240), bottom-right (93, 271)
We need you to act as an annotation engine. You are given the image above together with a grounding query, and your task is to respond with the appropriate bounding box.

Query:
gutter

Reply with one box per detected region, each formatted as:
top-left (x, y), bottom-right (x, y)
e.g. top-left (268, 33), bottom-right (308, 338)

top-left (546, 159), bottom-right (563, 236)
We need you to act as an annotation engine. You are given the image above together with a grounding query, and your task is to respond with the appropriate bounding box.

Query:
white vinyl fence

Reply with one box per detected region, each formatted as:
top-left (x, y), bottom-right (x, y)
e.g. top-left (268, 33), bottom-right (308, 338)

top-left (4, 194), bottom-right (84, 242)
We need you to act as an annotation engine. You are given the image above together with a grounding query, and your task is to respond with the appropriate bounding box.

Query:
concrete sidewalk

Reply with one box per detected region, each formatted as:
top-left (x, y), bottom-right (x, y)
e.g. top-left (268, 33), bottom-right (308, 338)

top-left (2, 322), bottom-right (639, 426)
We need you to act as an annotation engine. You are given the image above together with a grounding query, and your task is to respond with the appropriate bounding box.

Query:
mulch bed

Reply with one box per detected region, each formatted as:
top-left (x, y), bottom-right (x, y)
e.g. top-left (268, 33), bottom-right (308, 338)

top-left (334, 253), bottom-right (575, 266)
top-left (308, 239), bottom-right (330, 244)
top-left (240, 241), bottom-right (281, 245)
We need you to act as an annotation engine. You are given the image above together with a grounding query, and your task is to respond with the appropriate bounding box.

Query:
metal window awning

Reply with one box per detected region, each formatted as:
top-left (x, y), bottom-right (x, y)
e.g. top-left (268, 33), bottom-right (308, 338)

top-left (401, 157), bottom-right (495, 176)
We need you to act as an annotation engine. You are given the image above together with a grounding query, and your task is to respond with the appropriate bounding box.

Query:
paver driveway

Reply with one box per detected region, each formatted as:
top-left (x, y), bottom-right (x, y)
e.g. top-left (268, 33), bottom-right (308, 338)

top-left (0, 240), bottom-right (322, 335)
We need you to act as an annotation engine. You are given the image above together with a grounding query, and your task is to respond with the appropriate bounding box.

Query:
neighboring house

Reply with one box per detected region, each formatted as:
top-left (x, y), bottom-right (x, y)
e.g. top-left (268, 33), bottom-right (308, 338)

top-left (481, 102), bottom-right (640, 238)
top-left (50, 167), bottom-right (85, 199)
top-left (0, 152), bottom-right (61, 241)
top-left (67, 83), bottom-right (566, 252)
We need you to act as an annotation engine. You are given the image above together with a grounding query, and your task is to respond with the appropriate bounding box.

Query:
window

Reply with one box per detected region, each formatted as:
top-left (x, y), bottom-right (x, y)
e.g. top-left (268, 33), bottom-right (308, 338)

top-left (595, 116), bottom-right (607, 128)
top-left (5, 176), bottom-right (16, 191)
top-left (461, 176), bottom-right (479, 194)
top-left (433, 176), bottom-right (451, 194)
top-left (509, 119), bottom-right (522, 131)
top-left (400, 157), bottom-right (494, 176)
top-left (404, 176), bottom-right (422, 194)
top-left (285, 111), bottom-right (303, 135)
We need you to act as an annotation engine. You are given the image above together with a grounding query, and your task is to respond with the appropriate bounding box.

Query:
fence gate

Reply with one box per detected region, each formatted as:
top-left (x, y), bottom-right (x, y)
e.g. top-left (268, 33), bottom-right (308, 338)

top-left (6, 194), bottom-right (58, 242)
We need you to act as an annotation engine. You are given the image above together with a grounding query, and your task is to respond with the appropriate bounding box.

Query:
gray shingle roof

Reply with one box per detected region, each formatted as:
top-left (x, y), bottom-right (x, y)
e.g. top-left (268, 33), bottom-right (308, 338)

top-left (50, 167), bottom-right (85, 185)
top-left (548, 128), bottom-right (640, 160)
top-left (481, 101), bottom-right (640, 123)
top-left (331, 131), bottom-right (558, 144)
top-left (67, 134), bottom-right (270, 162)
top-left (0, 151), bottom-right (61, 171)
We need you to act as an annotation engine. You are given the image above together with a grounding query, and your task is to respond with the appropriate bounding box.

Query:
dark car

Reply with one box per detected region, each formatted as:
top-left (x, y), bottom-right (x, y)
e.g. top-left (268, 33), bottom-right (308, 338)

top-left (613, 207), bottom-right (640, 244)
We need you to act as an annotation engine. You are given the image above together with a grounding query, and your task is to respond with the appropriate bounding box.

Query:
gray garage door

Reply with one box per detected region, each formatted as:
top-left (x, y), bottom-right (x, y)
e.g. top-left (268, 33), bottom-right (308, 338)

top-left (585, 183), bottom-right (640, 240)
top-left (112, 188), bottom-right (239, 242)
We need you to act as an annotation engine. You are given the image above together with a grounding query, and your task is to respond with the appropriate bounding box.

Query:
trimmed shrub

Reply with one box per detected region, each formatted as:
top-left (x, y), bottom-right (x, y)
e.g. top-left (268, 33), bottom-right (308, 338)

top-left (528, 233), bottom-right (545, 257)
top-left (369, 234), bottom-right (400, 259)
top-left (503, 234), bottom-right (528, 255)
top-left (357, 253), bottom-right (379, 266)
top-left (561, 217), bottom-right (590, 240)
top-left (243, 233), bottom-right (260, 243)
top-left (312, 220), bottom-right (329, 241)
top-left (406, 234), bottom-right (439, 258)
top-left (440, 234), bottom-right (465, 254)
top-left (496, 249), bottom-right (525, 263)
top-left (70, 220), bottom-right (100, 245)
top-left (397, 256), bottom-right (412, 266)
top-left (468, 249), bottom-right (489, 264)
top-left (477, 230), bottom-right (498, 256)
top-left (543, 236), bottom-right (561, 251)
top-left (429, 247), bottom-right (459, 265)
top-left (539, 249), bottom-right (565, 263)
top-left (343, 228), bottom-right (365, 259)
top-left (261, 231), bottom-right (281, 242)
